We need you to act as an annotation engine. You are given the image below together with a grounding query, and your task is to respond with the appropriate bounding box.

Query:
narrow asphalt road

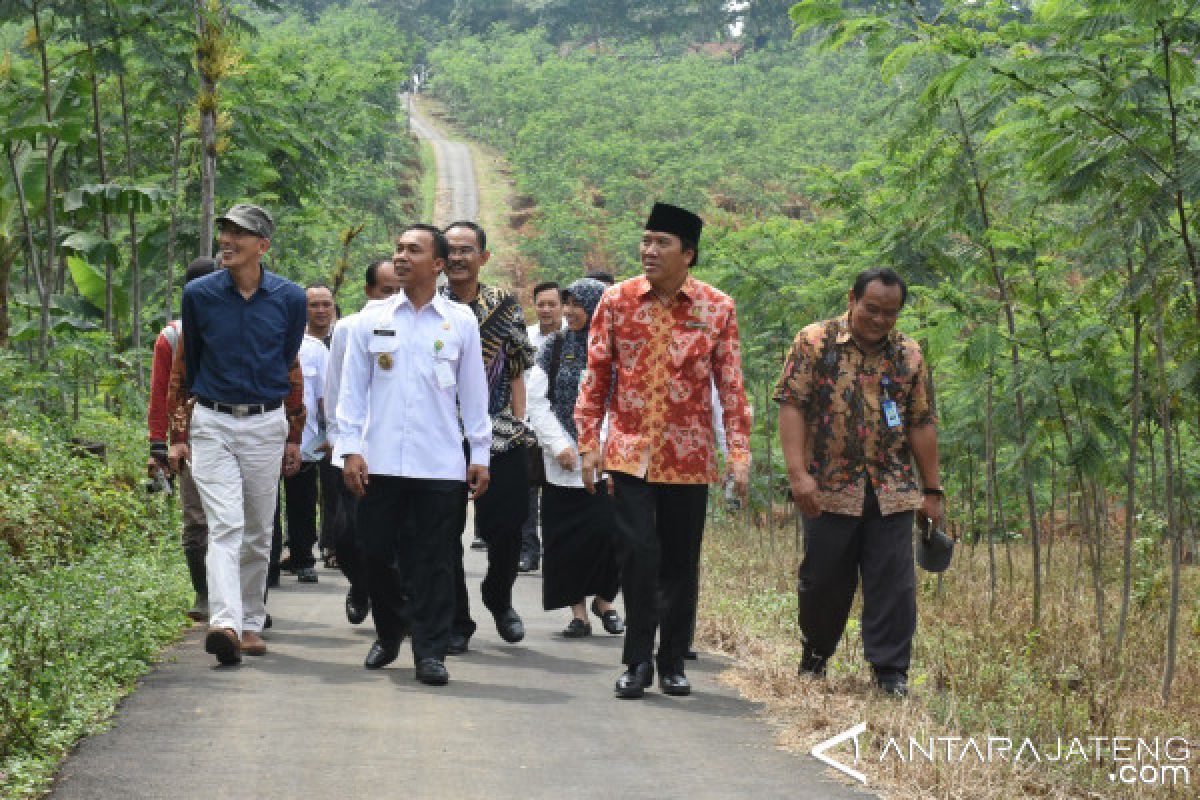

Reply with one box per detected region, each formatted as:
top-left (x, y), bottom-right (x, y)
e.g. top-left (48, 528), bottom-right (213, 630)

top-left (49, 545), bottom-right (870, 800)
top-left (407, 93), bottom-right (480, 226)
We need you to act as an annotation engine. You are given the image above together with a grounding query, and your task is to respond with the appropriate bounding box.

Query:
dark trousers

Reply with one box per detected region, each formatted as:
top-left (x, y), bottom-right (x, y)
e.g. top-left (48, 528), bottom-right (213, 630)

top-left (330, 465), bottom-right (367, 603)
top-left (283, 461), bottom-right (319, 569)
top-left (453, 447), bottom-right (528, 634)
top-left (357, 475), bottom-right (465, 662)
top-left (611, 472), bottom-right (708, 671)
top-left (268, 488), bottom-right (283, 585)
top-left (318, 458), bottom-right (340, 553)
top-left (520, 486), bottom-right (541, 557)
top-left (798, 485), bottom-right (916, 672)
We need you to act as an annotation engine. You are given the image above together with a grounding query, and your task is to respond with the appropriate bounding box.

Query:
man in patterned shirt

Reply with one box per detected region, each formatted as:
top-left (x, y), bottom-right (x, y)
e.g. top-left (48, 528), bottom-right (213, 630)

top-left (775, 267), bottom-right (944, 697)
top-left (441, 220), bottom-right (535, 652)
top-left (576, 202), bottom-right (751, 699)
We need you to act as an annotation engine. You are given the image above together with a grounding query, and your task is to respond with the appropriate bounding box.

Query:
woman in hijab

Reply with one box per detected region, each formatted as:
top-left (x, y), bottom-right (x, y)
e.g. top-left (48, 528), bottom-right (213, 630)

top-left (526, 278), bottom-right (624, 637)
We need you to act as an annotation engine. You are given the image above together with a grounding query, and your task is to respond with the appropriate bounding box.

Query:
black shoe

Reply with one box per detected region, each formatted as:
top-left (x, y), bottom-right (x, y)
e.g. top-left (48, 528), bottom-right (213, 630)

top-left (415, 657), bottom-right (449, 686)
top-left (659, 671), bottom-right (692, 696)
top-left (296, 566), bottom-right (318, 583)
top-left (446, 632), bottom-right (471, 655)
top-left (364, 640), bottom-right (400, 669)
top-left (590, 599), bottom-right (624, 635)
top-left (494, 608), bottom-right (525, 643)
top-left (345, 590), bottom-right (370, 625)
top-left (873, 667), bottom-right (909, 697)
top-left (263, 613), bottom-right (273, 630)
top-left (615, 663), bottom-right (654, 698)
top-left (470, 536), bottom-right (488, 551)
top-left (517, 553), bottom-right (539, 572)
top-left (799, 650), bottom-right (828, 678)
top-left (562, 618), bottom-right (592, 638)
top-left (279, 554), bottom-right (295, 574)
top-left (683, 649), bottom-right (698, 661)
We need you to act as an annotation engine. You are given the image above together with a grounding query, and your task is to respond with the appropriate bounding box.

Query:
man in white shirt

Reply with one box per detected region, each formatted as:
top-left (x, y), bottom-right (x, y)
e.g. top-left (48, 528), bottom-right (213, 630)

top-left (520, 280), bottom-right (565, 572)
top-left (337, 224), bottom-right (491, 686)
top-left (281, 283), bottom-right (334, 584)
top-left (325, 258), bottom-right (400, 625)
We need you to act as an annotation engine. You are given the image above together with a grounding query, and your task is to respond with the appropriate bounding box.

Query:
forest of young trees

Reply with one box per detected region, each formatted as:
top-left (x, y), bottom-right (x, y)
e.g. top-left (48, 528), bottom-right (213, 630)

top-left (1, 1), bottom-right (1199, 797)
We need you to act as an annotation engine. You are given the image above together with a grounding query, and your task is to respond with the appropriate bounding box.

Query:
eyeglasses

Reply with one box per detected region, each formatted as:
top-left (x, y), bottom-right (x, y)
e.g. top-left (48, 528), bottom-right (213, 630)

top-left (448, 246), bottom-right (479, 257)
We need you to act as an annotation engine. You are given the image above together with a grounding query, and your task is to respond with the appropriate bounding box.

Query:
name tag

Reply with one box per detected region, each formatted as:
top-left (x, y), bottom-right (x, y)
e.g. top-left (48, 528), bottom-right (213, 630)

top-left (373, 329), bottom-right (396, 337)
top-left (883, 399), bottom-right (902, 429)
top-left (434, 360), bottom-right (456, 389)
top-left (684, 320), bottom-right (707, 330)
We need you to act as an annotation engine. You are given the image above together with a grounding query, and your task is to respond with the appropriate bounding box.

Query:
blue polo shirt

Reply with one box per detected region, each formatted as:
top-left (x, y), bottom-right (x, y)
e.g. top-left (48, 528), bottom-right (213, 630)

top-left (181, 266), bottom-right (307, 405)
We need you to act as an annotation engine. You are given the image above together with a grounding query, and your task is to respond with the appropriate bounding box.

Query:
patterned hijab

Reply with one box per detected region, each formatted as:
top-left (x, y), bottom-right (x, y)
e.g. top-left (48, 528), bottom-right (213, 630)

top-left (536, 278), bottom-right (606, 441)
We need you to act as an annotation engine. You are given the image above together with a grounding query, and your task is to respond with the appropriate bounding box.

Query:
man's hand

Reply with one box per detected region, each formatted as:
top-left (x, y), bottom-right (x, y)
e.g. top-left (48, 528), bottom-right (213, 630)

top-left (343, 454), bottom-right (369, 497)
top-left (580, 450), bottom-right (603, 495)
top-left (282, 443), bottom-right (302, 477)
top-left (919, 493), bottom-right (947, 536)
top-left (467, 465), bottom-right (490, 500)
top-left (789, 471), bottom-right (821, 518)
top-left (727, 461), bottom-right (750, 500)
top-left (555, 447), bottom-right (578, 471)
top-left (168, 442), bottom-right (190, 474)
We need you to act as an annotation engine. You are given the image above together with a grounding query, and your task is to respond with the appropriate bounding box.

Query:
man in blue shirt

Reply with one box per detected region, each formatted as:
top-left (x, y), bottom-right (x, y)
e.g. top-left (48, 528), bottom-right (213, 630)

top-left (169, 203), bottom-right (307, 666)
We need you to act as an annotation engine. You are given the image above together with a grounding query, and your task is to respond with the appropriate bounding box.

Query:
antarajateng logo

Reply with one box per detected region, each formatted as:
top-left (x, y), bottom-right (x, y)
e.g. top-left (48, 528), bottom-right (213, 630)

top-left (812, 724), bottom-right (1193, 789)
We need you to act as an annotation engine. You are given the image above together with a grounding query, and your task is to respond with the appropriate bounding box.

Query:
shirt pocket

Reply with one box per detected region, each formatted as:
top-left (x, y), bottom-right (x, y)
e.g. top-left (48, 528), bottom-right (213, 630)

top-left (368, 335), bottom-right (402, 378)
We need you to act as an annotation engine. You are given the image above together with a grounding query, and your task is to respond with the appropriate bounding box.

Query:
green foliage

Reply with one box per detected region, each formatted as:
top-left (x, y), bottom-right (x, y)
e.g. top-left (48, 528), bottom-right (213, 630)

top-left (428, 28), bottom-right (889, 282)
top-left (0, 410), bottom-right (189, 798)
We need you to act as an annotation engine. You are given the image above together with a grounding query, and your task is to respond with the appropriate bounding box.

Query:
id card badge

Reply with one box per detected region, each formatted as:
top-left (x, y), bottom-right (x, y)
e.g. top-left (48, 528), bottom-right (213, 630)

top-left (882, 398), bottom-right (902, 429)
top-left (435, 360), bottom-right (456, 389)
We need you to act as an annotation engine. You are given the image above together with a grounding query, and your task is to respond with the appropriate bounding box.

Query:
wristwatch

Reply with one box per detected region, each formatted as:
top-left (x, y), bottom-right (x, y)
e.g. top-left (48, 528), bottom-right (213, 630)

top-left (922, 487), bottom-right (944, 497)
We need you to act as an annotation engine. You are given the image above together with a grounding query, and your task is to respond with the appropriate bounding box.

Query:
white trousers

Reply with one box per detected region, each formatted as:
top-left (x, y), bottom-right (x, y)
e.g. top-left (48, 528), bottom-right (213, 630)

top-left (190, 404), bottom-right (287, 636)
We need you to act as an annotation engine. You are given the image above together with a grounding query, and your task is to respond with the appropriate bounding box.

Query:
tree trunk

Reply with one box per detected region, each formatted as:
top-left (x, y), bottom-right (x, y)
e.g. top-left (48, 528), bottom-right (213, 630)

top-left (31, 1), bottom-right (56, 364)
top-left (1115, 298), bottom-right (1143, 658)
top-left (116, 71), bottom-right (142, 381)
top-left (165, 105), bottom-right (185, 322)
top-left (196, 1), bottom-right (219, 259)
top-left (985, 352), bottom-right (997, 613)
top-left (85, 41), bottom-right (115, 335)
top-left (1153, 316), bottom-right (1180, 704)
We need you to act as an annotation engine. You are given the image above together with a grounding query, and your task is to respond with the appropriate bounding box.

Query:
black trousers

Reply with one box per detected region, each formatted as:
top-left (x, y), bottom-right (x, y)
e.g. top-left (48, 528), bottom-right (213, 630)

top-left (329, 465), bottom-right (367, 603)
top-left (611, 472), bottom-right (708, 671)
top-left (453, 447), bottom-right (529, 634)
top-left (520, 486), bottom-right (541, 558)
top-left (283, 461), bottom-right (320, 569)
top-left (268, 487), bottom-right (283, 585)
top-left (798, 484), bottom-right (916, 672)
top-left (357, 475), bottom-right (465, 662)
top-left (317, 458), bottom-right (341, 553)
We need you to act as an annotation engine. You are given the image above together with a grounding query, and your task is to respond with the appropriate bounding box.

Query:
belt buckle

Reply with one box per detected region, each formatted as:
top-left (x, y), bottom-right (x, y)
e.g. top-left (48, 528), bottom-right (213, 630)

top-left (231, 404), bottom-right (251, 419)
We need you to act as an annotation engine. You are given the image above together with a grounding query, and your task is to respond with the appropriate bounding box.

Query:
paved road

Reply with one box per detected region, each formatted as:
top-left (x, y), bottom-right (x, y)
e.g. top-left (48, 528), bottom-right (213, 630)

top-left (50, 545), bottom-right (869, 800)
top-left (407, 93), bottom-right (479, 226)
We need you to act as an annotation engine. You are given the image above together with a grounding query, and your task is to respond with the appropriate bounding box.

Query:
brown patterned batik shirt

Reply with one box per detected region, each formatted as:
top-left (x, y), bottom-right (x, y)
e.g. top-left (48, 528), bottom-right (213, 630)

top-left (773, 313), bottom-right (936, 516)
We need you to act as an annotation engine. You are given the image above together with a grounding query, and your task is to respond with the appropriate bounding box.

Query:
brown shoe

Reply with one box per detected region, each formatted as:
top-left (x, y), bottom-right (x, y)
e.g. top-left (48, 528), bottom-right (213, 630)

top-left (204, 626), bottom-right (241, 665)
top-left (240, 630), bottom-right (267, 656)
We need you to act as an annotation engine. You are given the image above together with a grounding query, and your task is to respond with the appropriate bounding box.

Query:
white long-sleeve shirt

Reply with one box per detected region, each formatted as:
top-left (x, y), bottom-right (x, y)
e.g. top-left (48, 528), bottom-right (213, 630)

top-left (334, 291), bottom-right (491, 480)
top-left (325, 298), bottom-right (390, 468)
top-left (526, 364), bottom-right (609, 488)
top-left (298, 334), bottom-right (329, 461)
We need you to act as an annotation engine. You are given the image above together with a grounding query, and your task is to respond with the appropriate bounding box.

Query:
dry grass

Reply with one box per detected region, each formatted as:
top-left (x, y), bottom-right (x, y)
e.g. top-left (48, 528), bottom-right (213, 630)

top-left (697, 508), bottom-right (1200, 798)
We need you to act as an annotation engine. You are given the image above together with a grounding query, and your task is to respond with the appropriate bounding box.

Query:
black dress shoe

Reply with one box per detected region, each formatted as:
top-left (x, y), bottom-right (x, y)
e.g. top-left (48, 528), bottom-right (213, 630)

top-left (364, 640), bottom-right (400, 669)
top-left (873, 668), bottom-right (909, 697)
top-left (614, 663), bottom-right (654, 698)
top-left (590, 599), bottom-right (624, 635)
top-left (799, 650), bottom-right (828, 678)
top-left (683, 649), bottom-right (697, 660)
top-left (494, 608), bottom-right (525, 643)
top-left (562, 618), bottom-right (592, 638)
top-left (446, 632), bottom-right (470, 655)
top-left (263, 613), bottom-right (273, 630)
top-left (659, 671), bottom-right (692, 696)
top-left (345, 590), bottom-right (370, 625)
top-left (517, 553), bottom-right (539, 572)
top-left (415, 657), bottom-right (449, 686)
top-left (296, 566), bottom-right (318, 583)
top-left (470, 536), bottom-right (488, 551)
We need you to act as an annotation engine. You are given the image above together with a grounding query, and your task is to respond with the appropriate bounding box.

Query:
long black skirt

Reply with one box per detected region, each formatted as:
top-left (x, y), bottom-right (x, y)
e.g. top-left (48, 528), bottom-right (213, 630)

top-left (541, 482), bottom-right (620, 610)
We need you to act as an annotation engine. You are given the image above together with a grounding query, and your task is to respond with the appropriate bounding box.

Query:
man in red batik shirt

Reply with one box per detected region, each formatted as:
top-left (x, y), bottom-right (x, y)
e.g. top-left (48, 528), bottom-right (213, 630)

top-left (575, 202), bottom-right (751, 699)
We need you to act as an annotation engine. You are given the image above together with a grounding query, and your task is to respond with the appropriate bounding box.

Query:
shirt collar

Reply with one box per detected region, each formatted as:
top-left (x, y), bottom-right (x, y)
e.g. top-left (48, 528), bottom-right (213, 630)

top-left (392, 289), bottom-right (451, 319)
top-left (634, 274), bottom-right (697, 305)
top-left (216, 265), bottom-right (283, 295)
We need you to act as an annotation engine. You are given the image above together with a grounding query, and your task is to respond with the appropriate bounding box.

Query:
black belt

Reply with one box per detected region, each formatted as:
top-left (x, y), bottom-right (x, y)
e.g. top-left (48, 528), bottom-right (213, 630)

top-left (196, 397), bottom-right (282, 418)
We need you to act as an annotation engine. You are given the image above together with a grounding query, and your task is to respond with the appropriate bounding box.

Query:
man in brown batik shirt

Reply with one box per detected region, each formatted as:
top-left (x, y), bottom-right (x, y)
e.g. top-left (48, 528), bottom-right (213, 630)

top-left (775, 267), bottom-right (943, 697)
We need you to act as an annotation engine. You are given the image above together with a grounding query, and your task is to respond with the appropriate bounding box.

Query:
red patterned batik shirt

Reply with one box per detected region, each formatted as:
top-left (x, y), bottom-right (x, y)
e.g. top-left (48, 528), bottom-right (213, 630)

top-left (574, 275), bottom-right (751, 484)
